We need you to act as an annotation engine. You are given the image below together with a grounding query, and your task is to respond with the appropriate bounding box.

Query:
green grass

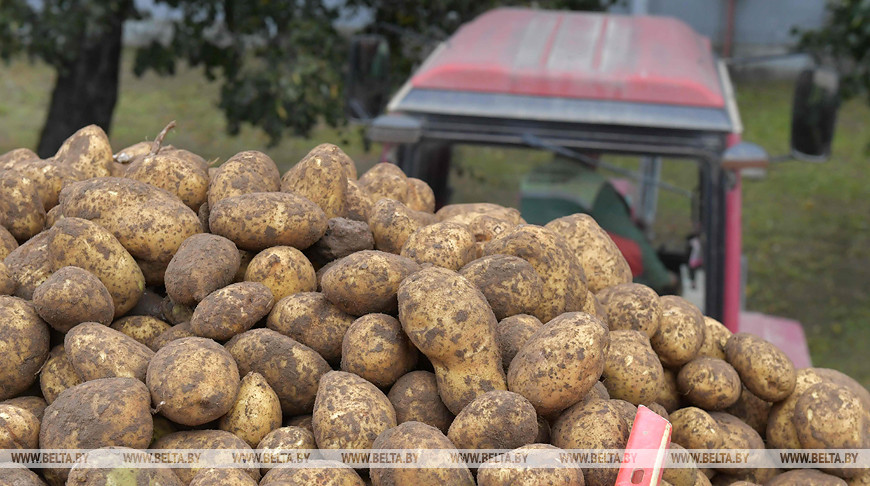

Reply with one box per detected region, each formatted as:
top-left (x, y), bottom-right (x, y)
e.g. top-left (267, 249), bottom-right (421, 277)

top-left (1, 56), bottom-right (868, 385)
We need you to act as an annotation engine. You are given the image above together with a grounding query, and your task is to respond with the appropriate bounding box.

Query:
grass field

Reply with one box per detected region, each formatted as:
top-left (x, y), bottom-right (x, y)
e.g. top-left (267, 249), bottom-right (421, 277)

top-left (1, 56), bottom-right (868, 385)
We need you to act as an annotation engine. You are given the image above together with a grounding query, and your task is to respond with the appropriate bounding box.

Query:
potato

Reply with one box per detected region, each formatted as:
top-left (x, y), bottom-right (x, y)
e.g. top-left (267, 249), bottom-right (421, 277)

top-left (4, 231), bottom-right (53, 299)
top-left (400, 222), bottom-right (475, 270)
top-left (405, 177), bottom-right (435, 213)
top-left (724, 385), bottom-right (771, 437)
top-left (305, 217), bottom-right (374, 268)
top-left (267, 292), bottom-right (355, 364)
top-left (147, 337), bottom-right (240, 426)
top-left (447, 390), bottom-right (537, 450)
top-left (494, 314), bottom-right (542, 370)
top-left (358, 162), bottom-right (409, 203)
top-left (0, 296), bottom-right (50, 400)
top-left (0, 404), bottom-right (40, 449)
top-left (597, 283), bottom-right (661, 337)
top-left (281, 148), bottom-right (348, 219)
top-left (662, 443), bottom-right (698, 486)
top-left (44, 204), bottom-right (62, 228)
top-left (677, 357), bottom-right (742, 410)
top-left (161, 296), bottom-right (194, 325)
top-left (257, 426), bottom-right (318, 474)
top-left (219, 372), bottom-right (282, 447)
top-left (398, 266), bottom-right (507, 414)
top-left (66, 447), bottom-right (183, 486)
top-left (0, 147), bottom-right (38, 166)
top-left (312, 371), bottom-right (397, 450)
top-left (32, 266), bottom-right (114, 332)
top-left (508, 312), bottom-right (608, 416)
top-left (321, 250), bottom-right (420, 316)
top-left (0, 464), bottom-right (48, 485)
top-left (459, 255), bottom-right (543, 320)
top-left (136, 257), bottom-right (168, 286)
top-left (58, 177), bottom-right (203, 264)
top-left (709, 412), bottom-right (765, 475)
top-left (309, 143), bottom-right (357, 179)
top-left (208, 150), bottom-right (280, 208)
top-left (151, 322), bottom-right (196, 351)
top-left (52, 124), bottom-right (113, 179)
top-left (162, 147), bottom-right (210, 172)
top-left (48, 217), bottom-right (146, 316)
top-left (437, 203), bottom-right (524, 225)
top-left (0, 224), bottom-right (17, 259)
top-left (260, 460), bottom-right (364, 486)
top-left (766, 470), bottom-right (848, 486)
top-left (698, 317), bottom-right (731, 360)
top-left (602, 330), bottom-right (664, 405)
top-left (387, 370), bottom-right (455, 436)
top-left (766, 368), bottom-right (826, 449)
top-left (545, 213), bottom-right (632, 292)
top-left (344, 179), bottom-right (373, 222)
top-left (39, 345), bottom-right (82, 404)
top-left (209, 192), bottom-right (328, 251)
top-left (590, 381), bottom-right (611, 401)
top-left (794, 382), bottom-right (865, 449)
top-left (0, 261), bottom-right (15, 295)
top-left (189, 468), bottom-right (258, 486)
top-left (40, 378), bottom-right (152, 485)
top-left (285, 414), bottom-right (313, 433)
top-left (244, 246), bottom-right (315, 301)
top-left (110, 315), bottom-right (172, 349)
top-left (814, 368), bottom-right (870, 414)
top-left (1, 396), bottom-right (47, 420)
top-left (483, 224), bottom-right (586, 322)
top-left (190, 282), bottom-right (274, 340)
top-left (151, 430), bottom-right (259, 485)
top-left (0, 170), bottom-right (46, 241)
top-left (725, 332), bottom-right (796, 402)
top-left (478, 443), bottom-right (585, 486)
top-left (551, 399), bottom-right (631, 486)
top-left (341, 313), bottom-right (418, 388)
top-left (126, 149), bottom-right (210, 211)
top-left (2, 158), bottom-right (82, 211)
top-left (656, 368), bottom-right (682, 413)
top-left (651, 295), bottom-right (705, 368)
top-left (65, 322), bottom-right (154, 382)
top-left (669, 407), bottom-right (724, 450)
top-left (370, 421), bottom-right (475, 486)
top-left (468, 214), bottom-right (515, 243)
top-left (165, 233), bottom-right (241, 306)
top-left (225, 329), bottom-right (331, 415)
top-left (369, 198), bottom-right (428, 254)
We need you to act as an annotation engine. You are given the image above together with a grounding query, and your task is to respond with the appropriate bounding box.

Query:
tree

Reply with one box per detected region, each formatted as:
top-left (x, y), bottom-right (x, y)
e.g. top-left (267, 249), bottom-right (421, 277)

top-left (797, 0), bottom-right (870, 103)
top-left (1, 0), bottom-right (616, 156)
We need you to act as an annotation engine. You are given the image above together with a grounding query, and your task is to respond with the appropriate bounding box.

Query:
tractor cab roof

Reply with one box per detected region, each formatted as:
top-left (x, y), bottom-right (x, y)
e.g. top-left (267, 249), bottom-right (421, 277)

top-left (381, 8), bottom-right (741, 137)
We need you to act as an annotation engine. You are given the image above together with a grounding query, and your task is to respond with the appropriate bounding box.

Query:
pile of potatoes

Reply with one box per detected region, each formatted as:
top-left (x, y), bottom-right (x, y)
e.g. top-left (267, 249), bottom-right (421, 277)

top-left (0, 123), bottom-right (868, 486)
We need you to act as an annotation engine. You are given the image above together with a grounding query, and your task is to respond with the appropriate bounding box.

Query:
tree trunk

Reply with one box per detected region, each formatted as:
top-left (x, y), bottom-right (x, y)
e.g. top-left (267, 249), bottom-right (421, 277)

top-left (36, 12), bottom-right (125, 158)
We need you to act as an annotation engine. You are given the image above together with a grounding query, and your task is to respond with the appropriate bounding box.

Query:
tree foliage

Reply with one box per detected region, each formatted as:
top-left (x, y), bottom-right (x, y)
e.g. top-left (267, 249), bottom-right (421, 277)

top-left (798, 0), bottom-right (870, 102)
top-left (1, 0), bottom-right (617, 146)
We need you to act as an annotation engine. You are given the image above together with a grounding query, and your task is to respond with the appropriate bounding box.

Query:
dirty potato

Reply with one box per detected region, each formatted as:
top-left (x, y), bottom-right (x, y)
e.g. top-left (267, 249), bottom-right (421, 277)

top-left (219, 372), bottom-right (283, 447)
top-left (0, 404), bottom-right (40, 449)
top-left (793, 382), bottom-right (865, 449)
top-left (321, 250), bottom-right (420, 316)
top-left (126, 149), bottom-right (210, 211)
top-left (358, 162), bottom-right (409, 203)
top-left (447, 390), bottom-right (538, 450)
top-left (387, 371), bottom-right (454, 435)
top-left (260, 460), bottom-right (363, 486)
top-left (460, 255), bottom-right (543, 320)
top-left (312, 371), bottom-right (397, 450)
top-left (147, 337), bottom-right (240, 426)
top-left (110, 315), bottom-right (172, 350)
top-left (494, 314), bottom-right (543, 371)
top-left (150, 322), bottom-right (196, 351)
top-left (244, 246), bottom-right (315, 302)
top-left (602, 330), bottom-right (664, 406)
top-left (151, 430), bottom-right (259, 485)
top-left (0, 169), bottom-right (47, 241)
top-left (669, 407), bottom-right (725, 450)
top-left (225, 329), bottom-right (331, 416)
top-left (257, 426), bottom-right (319, 474)
top-left (698, 317), bottom-right (732, 360)
top-left (189, 282), bottom-right (273, 340)
top-left (401, 221), bottom-right (476, 270)
top-left (209, 192), bottom-right (328, 251)
top-left (281, 148), bottom-right (348, 219)
top-left (208, 150), bottom-right (280, 207)
top-left (341, 313), bottom-right (419, 388)
top-left (267, 292), bottom-right (356, 364)
top-left (597, 283), bottom-right (661, 337)
top-left (508, 312), bottom-right (609, 416)
top-left (546, 213), bottom-right (632, 293)
top-left (724, 385), bottom-right (772, 437)
top-left (651, 295), bottom-right (705, 368)
top-left (370, 421), bottom-right (475, 486)
top-left (478, 444), bottom-right (585, 486)
top-left (725, 332), bottom-right (796, 402)
top-left (0, 296), bottom-right (50, 400)
top-left (368, 198), bottom-right (428, 254)
top-left (65, 322), bottom-right (155, 382)
top-left (32, 266), bottom-right (114, 332)
top-left (304, 217), bottom-right (374, 269)
top-left (405, 178), bottom-right (436, 213)
top-left (165, 233), bottom-right (241, 306)
top-left (677, 357), bottom-right (742, 410)
top-left (766, 368), bottom-right (826, 449)
top-left (344, 179), bottom-right (373, 222)
top-left (39, 345), bottom-right (83, 404)
top-left (398, 266), bottom-right (507, 414)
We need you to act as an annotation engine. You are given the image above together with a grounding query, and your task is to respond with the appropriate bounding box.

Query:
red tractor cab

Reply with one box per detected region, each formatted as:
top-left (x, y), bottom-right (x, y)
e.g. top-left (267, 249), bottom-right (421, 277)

top-left (348, 8), bottom-right (839, 367)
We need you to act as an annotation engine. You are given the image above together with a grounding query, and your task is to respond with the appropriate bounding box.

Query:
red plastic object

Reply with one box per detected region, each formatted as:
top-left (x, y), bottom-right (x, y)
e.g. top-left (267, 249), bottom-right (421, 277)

top-left (615, 405), bottom-right (672, 486)
top-left (411, 8), bottom-right (725, 108)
